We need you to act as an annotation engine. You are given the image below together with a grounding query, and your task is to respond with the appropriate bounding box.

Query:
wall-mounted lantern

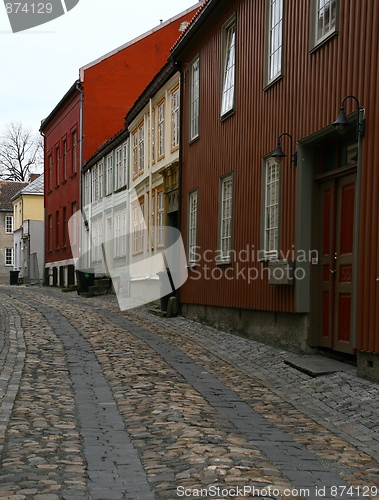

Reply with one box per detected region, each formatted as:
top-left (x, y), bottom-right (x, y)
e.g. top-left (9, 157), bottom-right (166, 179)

top-left (270, 132), bottom-right (297, 166)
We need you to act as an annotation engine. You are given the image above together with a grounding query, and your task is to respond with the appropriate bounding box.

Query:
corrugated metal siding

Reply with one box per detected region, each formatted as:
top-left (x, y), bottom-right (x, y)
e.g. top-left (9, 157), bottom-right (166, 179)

top-left (178, 0), bottom-right (379, 350)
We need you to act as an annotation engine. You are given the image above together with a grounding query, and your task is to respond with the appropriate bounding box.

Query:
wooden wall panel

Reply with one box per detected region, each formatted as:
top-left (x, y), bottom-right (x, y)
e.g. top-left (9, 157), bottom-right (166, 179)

top-left (177, 0), bottom-right (379, 351)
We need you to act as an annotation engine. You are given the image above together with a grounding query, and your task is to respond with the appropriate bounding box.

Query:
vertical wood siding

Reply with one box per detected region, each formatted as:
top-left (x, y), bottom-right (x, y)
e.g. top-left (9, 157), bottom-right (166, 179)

top-left (177, 0), bottom-right (379, 351)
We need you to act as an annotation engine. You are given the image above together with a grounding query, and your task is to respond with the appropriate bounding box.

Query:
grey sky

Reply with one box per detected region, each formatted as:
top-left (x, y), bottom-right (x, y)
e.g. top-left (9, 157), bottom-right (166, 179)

top-left (0, 0), bottom-right (197, 136)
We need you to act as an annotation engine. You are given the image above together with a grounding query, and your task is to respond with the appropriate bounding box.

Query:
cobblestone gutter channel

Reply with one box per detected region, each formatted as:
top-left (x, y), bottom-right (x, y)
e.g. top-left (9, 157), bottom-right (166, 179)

top-left (0, 287), bottom-right (378, 500)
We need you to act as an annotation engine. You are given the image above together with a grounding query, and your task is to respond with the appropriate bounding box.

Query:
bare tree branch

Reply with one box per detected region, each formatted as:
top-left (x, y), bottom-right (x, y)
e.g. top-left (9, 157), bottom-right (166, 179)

top-left (0, 122), bottom-right (43, 181)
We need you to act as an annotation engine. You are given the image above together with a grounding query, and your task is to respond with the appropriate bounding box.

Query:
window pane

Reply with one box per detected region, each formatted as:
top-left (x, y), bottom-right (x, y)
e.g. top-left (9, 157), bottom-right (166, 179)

top-left (264, 159), bottom-right (279, 256)
top-left (190, 58), bottom-right (200, 140)
top-left (219, 176), bottom-right (233, 260)
top-left (188, 191), bottom-right (198, 262)
top-left (268, 0), bottom-right (283, 82)
top-left (221, 22), bottom-right (236, 116)
top-left (316, 0), bottom-right (337, 42)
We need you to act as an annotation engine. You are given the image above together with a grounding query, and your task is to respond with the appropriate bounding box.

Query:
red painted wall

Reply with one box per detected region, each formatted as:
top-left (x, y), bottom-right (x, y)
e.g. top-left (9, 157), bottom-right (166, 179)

top-left (174, 0), bottom-right (379, 354)
top-left (81, 9), bottom-right (199, 163)
top-left (42, 88), bottom-right (80, 265)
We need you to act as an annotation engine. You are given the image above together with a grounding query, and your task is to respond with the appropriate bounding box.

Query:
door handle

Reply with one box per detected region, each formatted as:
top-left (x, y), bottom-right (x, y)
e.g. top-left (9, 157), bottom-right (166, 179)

top-left (330, 269), bottom-right (336, 274)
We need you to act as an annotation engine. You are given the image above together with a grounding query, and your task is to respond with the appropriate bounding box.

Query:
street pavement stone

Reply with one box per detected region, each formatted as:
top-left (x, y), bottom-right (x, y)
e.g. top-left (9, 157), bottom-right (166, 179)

top-left (0, 286), bottom-right (378, 500)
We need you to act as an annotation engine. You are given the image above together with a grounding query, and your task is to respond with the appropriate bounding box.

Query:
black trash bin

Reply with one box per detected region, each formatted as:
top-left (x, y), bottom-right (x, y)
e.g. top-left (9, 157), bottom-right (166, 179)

top-left (10, 270), bottom-right (19, 285)
top-left (157, 269), bottom-right (175, 312)
top-left (76, 268), bottom-right (95, 294)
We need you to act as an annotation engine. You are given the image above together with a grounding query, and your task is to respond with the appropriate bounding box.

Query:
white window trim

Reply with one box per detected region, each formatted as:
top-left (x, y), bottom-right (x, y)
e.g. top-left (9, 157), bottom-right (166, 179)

top-left (157, 192), bottom-right (164, 248)
top-left (263, 157), bottom-right (280, 259)
top-left (115, 148), bottom-right (122, 191)
top-left (158, 101), bottom-right (165, 159)
top-left (266, 0), bottom-right (283, 86)
top-left (98, 160), bottom-right (104, 200)
top-left (106, 154), bottom-right (113, 195)
top-left (190, 56), bottom-right (200, 141)
top-left (122, 140), bottom-right (129, 188)
top-left (5, 215), bottom-right (13, 234)
top-left (218, 174), bottom-right (233, 262)
top-left (5, 248), bottom-right (14, 266)
top-left (311, 0), bottom-right (338, 50)
top-left (138, 122), bottom-right (145, 173)
top-left (221, 17), bottom-right (236, 118)
top-left (171, 87), bottom-right (180, 151)
top-left (188, 190), bottom-right (198, 264)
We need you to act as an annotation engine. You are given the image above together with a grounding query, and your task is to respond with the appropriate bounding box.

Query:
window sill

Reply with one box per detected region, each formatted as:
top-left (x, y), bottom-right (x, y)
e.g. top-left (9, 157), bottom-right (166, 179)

top-left (186, 263), bottom-right (199, 269)
top-left (216, 260), bottom-right (232, 266)
top-left (220, 108), bottom-right (235, 123)
top-left (189, 135), bottom-right (199, 146)
top-left (309, 30), bottom-right (338, 54)
top-left (263, 74), bottom-right (283, 92)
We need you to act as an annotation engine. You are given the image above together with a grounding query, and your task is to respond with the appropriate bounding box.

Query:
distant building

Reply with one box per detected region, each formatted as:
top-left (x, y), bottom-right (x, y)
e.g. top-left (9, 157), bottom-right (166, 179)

top-left (40, 4), bottom-right (200, 287)
top-left (0, 181), bottom-right (28, 284)
top-left (12, 174), bottom-right (44, 284)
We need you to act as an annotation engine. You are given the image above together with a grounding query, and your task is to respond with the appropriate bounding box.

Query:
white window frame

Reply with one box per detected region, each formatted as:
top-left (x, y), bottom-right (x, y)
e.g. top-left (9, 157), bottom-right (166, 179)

top-left (139, 202), bottom-right (145, 251)
top-left (132, 206), bottom-right (138, 254)
top-left (122, 140), bottom-right (128, 188)
top-left (138, 122), bottom-right (145, 173)
top-left (106, 154), bottom-right (113, 195)
top-left (114, 210), bottom-right (127, 258)
top-left (312, 0), bottom-right (338, 48)
top-left (84, 171), bottom-right (91, 206)
top-left (115, 147), bottom-right (122, 190)
top-left (190, 56), bottom-right (200, 141)
top-left (171, 87), bottom-right (180, 151)
top-left (263, 158), bottom-right (280, 258)
top-left (91, 165), bottom-right (98, 202)
top-left (266, 0), bottom-right (283, 85)
top-left (151, 193), bottom-right (155, 248)
top-left (158, 101), bottom-right (165, 159)
top-left (132, 131), bottom-right (138, 178)
top-left (98, 160), bottom-right (104, 200)
top-left (221, 18), bottom-right (236, 117)
top-left (219, 175), bottom-right (233, 262)
top-left (157, 192), bottom-right (164, 247)
top-left (188, 190), bottom-right (198, 264)
top-left (5, 248), bottom-right (14, 266)
top-left (5, 215), bottom-right (13, 234)
top-left (151, 109), bottom-right (156, 164)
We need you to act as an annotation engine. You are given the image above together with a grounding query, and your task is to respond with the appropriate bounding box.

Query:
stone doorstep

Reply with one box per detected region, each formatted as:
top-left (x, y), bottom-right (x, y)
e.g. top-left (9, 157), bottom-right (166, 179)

top-left (284, 355), bottom-right (357, 377)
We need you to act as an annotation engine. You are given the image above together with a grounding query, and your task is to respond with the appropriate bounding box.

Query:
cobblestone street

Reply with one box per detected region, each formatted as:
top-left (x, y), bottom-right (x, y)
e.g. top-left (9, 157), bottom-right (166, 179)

top-left (0, 285), bottom-right (378, 500)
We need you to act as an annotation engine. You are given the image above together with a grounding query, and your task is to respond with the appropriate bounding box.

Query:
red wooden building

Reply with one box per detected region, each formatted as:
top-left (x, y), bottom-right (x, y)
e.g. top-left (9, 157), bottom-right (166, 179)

top-left (172, 0), bottom-right (379, 380)
top-left (40, 4), bottom-right (200, 288)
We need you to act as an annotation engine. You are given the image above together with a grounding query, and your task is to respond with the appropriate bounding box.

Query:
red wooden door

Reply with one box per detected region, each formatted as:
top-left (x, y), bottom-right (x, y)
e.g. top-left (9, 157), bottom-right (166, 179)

top-left (318, 174), bottom-right (356, 354)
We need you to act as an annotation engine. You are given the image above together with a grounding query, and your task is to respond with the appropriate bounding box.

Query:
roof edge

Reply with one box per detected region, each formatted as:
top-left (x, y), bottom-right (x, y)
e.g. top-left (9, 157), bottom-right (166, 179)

top-left (171, 0), bottom-right (219, 58)
top-left (79, 3), bottom-right (200, 81)
top-left (40, 80), bottom-right (80, 133)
